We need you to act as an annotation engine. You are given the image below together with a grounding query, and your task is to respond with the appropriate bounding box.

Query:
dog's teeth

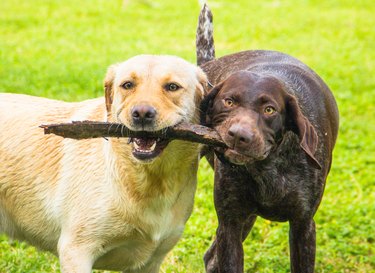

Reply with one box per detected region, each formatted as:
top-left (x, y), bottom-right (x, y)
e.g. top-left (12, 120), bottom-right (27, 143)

top-left (150, 141), bottom-right (157, 151)
top-left (134, 141), bottom-right (140, 150)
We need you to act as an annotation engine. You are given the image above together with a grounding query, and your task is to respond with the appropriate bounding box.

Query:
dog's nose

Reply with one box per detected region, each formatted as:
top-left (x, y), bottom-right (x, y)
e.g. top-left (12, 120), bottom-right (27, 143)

top-left (227, 124), bottom-right (253, 148)
top-left (131, 105), bottom-right (157, 125)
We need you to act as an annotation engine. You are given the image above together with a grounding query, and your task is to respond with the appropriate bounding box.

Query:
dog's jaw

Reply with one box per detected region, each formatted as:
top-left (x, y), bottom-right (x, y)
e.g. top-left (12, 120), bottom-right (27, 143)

top-left (129, 137), bottom-right (170, 163)
top-left (223, 149), bottom-right (256, 165)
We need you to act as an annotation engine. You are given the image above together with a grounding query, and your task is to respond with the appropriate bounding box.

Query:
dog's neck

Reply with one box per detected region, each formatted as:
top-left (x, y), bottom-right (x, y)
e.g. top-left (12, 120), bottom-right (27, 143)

top-left (106, 138), bottom-right (201, 204)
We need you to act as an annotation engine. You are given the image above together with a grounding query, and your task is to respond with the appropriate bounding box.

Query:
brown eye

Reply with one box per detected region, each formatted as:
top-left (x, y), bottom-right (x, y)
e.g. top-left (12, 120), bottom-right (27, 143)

top-left (264, 106), bottom-right (276, 115)
top-left (165, 83), bottom-right (181, 91)
top-left (121, 81), bottom-right (134, 90)
top-left (223, 98), bottom-right (235, 107)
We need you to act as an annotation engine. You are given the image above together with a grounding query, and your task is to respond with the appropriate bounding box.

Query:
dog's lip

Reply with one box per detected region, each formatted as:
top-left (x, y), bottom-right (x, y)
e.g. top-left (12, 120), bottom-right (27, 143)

top-left (130, 137), bottom-right (170, 161)
top-left (129, 121), bottom-right (182, 161)
top-left (125, 120), bottom-right (183, 161)
top-left (215, 133), bottom-right (255, 164)
top-left (222, 148), bottom-right (255, 165)
top-left (222, 148), bottom-right (271, 165)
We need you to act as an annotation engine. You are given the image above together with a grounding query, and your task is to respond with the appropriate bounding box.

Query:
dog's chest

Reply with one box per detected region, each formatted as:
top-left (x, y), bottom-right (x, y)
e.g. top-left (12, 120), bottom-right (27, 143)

top-left (138, 201), bottom-right (182, 241)
top-left (246, 157), bottom-right (318, 220)
top-left (94, 195), bottom-right (190, 271)
top-left (91, 148), bottom-right (198, 270)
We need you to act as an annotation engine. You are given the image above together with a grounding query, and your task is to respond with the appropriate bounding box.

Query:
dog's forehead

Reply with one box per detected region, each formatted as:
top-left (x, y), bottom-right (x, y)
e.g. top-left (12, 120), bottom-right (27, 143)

top-left (115, 55), bottom-right (197, 84)
top-left (221, 72), bottom-right (284, 98)
top-left (224, 71), bottom-right (259, 87)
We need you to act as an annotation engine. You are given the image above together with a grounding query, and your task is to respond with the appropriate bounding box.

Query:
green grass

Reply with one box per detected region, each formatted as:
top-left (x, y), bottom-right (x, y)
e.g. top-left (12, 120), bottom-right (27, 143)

top-left (0, 0), bottom-right (374, 272)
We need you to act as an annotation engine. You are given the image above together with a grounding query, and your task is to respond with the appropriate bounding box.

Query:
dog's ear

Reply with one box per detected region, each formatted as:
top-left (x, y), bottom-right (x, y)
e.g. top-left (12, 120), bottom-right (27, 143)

top-left (286, 94), bottom-right (321, 169)
top-left (104, 64), bottom-right (118, 120)
top-left (200, 81), bottom-right (223, 126)
top-left (194, 67), bottom-right (208, 106)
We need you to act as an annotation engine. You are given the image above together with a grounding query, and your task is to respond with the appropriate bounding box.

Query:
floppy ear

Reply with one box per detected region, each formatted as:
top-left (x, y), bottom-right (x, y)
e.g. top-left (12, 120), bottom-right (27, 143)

top-left (200, 81), bottom-right (223, 126)
top-left (103, 64), bottom-right (118, 120)
top-left (194, 67), bottom-right (209, 106)
top-left (286, 94), bottom-right (321, 169)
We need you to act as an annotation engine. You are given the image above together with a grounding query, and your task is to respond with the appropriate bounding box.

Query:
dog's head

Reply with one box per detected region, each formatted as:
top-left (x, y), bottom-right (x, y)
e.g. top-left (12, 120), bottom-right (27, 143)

top-left (201, 71), bottom-right (320, 168)
top-left (104, 55), bottom-right (207, 162)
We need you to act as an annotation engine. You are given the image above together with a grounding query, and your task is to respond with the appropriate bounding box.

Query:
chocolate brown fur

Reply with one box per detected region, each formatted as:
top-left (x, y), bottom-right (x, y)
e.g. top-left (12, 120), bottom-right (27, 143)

top-left (200, 50), bottom-right (339, 273)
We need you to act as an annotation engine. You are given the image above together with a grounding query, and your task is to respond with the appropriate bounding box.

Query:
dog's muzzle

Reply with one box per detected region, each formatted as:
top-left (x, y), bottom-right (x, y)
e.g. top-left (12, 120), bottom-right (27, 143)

top-left (216, 123), bottom-right (268, 165)
top-left (128, 105), bottom-right (171, 162)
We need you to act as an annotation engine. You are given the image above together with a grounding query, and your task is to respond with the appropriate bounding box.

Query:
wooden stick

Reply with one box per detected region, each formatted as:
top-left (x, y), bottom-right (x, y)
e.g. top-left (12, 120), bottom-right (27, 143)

top-left (40, 121), bottom-right (227, 147)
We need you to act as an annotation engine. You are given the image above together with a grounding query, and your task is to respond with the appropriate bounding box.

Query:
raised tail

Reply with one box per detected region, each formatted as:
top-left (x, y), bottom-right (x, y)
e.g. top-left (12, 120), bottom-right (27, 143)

top-left (196, 2), bottom-right (215, 66)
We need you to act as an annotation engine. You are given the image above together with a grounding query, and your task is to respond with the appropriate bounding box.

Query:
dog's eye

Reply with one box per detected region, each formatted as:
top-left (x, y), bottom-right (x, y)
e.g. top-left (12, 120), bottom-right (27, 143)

top-left (165, 83), bottom-right (181, 91)
top-left (223, 98), bottom-right (235, 107)
top-left (264, 106), bottom-right (276, 115)
top-left (121, 81), bottom-right (134, 90)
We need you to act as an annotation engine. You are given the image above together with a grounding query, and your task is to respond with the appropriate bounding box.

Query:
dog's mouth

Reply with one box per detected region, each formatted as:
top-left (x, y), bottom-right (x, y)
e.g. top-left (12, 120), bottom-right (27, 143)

top-left (129, 137), bottom-right (170, 161)
top-left (223, 149), bottom-right (256, 165)
top-left (216, 147), bottom-right (269, 166)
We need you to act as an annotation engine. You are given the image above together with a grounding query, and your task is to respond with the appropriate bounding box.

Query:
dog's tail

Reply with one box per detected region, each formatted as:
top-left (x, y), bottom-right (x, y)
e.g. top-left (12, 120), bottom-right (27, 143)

top-left (196, 1), bottom-right (215, 66)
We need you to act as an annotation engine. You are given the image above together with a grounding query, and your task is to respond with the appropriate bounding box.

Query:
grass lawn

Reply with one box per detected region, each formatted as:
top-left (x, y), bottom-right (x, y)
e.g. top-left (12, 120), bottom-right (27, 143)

top-left (0, 0), bottom-right (374, 272)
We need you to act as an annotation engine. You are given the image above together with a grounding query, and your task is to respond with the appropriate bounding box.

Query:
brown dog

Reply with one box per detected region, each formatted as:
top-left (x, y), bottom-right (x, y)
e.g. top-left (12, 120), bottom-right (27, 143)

top-left (0, 55), bottom-right (207, 272)
top-left (197, 5), bottom-right (339, 273)
top-left (201, 51), bottom-right (339, 273)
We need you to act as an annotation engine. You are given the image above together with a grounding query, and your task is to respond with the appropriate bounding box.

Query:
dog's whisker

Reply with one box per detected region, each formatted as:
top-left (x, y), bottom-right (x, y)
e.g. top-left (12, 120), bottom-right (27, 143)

top-left (161, 127), bottom-right (168, 138)
top-left (121, 124), bottom-right (125, 137)
top-left (108, 123), bottom-right (114, 135)
top-left (115, 123), bottom-right (122, 133)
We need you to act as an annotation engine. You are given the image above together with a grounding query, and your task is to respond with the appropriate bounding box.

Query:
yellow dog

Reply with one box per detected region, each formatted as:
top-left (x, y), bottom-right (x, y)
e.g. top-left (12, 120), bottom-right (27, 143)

top-left (0, 55), bottom-right (207, 272)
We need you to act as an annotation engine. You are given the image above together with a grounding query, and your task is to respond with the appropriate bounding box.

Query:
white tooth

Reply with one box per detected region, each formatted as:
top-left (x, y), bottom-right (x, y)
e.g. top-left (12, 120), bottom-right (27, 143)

top-left (134, 141), bottom-right (140, 150)
top-left (150, 142), bottom-right (157, 151)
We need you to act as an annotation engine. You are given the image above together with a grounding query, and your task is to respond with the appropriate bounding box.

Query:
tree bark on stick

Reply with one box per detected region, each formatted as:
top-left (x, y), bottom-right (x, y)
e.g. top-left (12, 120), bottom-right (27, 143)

top-left (40, 121), bottom-right (226, 148)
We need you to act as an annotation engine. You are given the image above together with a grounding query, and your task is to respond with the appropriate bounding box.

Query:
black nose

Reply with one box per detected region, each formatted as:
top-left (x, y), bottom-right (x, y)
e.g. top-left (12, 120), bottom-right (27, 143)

top-left (227, 124), bottom-right (253, 148)
top-left (131, 105), bottom-right (157, 126)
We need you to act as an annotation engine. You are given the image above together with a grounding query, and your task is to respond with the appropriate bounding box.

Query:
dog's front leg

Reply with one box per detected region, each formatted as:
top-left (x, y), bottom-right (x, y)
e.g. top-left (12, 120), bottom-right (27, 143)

top-left (59, 249), bottom-right (93, 273)
top-left (205, 162), bottom-right (251, 273)
top-left (216, 221), bottom-right (244, 273)
top-left (121, 262), bottom-right (162, 273)
top-left (58, 236), bottom-right (94, 273)
top-left (204, 215), bottom-right (256, 273)
top-left (289, 218), bottom-right (316, 273)
top-left (204, 238), bottom-right (218, 273)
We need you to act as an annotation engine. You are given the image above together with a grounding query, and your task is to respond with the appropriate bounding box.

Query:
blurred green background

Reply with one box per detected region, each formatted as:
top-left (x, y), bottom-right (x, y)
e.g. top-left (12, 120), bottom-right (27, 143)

top-left (0, 0), bottom-right (374, 272)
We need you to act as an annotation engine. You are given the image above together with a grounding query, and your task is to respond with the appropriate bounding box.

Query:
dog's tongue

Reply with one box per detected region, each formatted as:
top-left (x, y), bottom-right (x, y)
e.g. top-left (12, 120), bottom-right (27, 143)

top-left (133, 138), bottom-right (157, 152)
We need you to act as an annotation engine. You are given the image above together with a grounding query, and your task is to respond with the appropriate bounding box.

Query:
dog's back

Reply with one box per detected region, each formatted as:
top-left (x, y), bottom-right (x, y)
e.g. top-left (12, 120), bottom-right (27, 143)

top-left (0, 93), bottom-right (106, 250)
